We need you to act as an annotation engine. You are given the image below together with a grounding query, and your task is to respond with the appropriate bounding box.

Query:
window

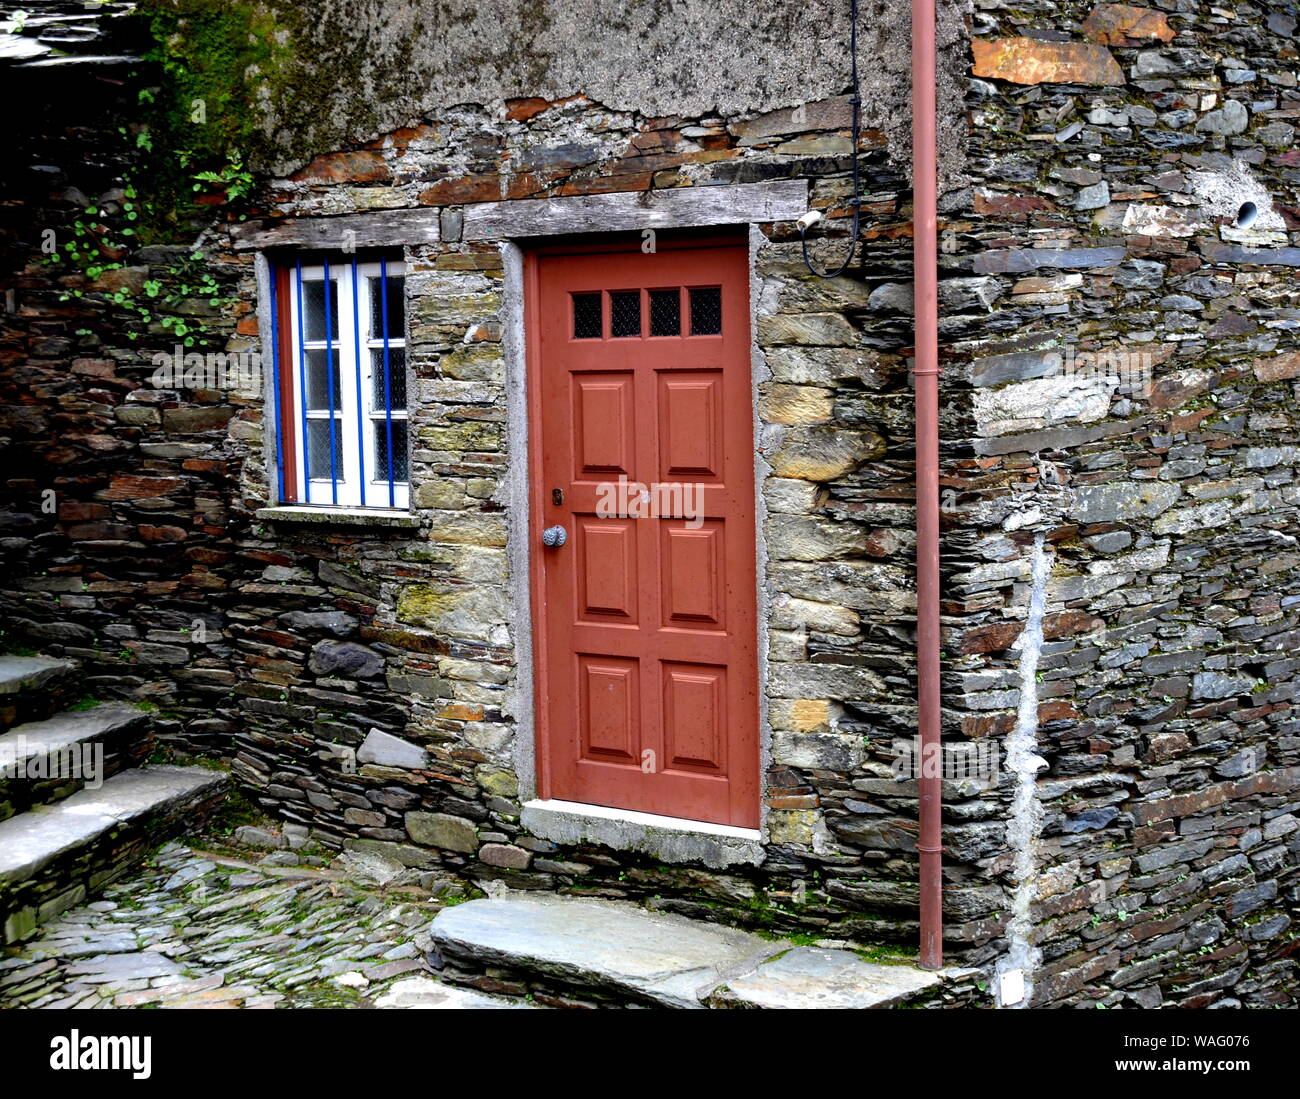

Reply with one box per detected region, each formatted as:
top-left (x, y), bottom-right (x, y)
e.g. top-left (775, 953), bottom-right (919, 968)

top-left (269, 257), bottom-right (409, 509)
top-left (569, 286), bottom-right (722, 340)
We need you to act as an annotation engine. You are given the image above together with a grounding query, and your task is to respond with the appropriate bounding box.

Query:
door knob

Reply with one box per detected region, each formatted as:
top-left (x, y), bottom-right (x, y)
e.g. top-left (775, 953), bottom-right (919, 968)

top-left (542, 525), bottom-right (568, 547)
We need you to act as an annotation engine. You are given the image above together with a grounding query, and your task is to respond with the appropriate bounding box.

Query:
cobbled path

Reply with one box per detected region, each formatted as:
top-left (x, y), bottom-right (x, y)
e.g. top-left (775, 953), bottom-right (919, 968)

top-left (0, 839), bottom-right (454, 1009)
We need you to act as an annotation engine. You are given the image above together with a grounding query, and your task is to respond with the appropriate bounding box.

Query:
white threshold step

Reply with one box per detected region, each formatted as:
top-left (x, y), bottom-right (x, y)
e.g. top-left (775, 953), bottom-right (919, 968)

top-left (0, 765), bottom-right (225, 888)
top-left (428, 893), bottom-right (950, 1008)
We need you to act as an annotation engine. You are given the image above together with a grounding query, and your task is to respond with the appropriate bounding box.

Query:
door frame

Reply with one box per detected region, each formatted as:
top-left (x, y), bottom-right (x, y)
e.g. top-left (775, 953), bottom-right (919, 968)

top-left (506, 227), bottom-right (772, 843)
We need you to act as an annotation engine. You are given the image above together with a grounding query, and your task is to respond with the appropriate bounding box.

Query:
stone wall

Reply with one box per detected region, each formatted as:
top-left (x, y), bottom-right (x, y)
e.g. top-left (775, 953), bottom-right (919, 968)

top-left (0, 22), bottom-right (254, 751)
top-left (223, 91), bottom-right (957, 952)
top-left (943, 1), bottom-right (1300, 1006)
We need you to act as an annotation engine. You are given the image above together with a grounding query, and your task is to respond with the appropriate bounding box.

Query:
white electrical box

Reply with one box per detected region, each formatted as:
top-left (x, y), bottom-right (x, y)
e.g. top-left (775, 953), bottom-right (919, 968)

top-left (999, 968), bottom-right (1025, 1007)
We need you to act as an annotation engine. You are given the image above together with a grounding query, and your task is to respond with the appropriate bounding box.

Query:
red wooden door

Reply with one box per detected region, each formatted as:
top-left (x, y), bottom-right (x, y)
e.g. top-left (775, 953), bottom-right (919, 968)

top-left (528, 240), bottom-right (759, 828)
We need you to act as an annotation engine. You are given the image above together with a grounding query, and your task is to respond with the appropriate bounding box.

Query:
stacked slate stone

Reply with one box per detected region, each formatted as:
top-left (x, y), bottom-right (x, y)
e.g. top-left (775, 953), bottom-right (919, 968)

top-left (0, 6), bottom-right (245, 752)
top-left (946, 1), bottom-right (1299, 1005)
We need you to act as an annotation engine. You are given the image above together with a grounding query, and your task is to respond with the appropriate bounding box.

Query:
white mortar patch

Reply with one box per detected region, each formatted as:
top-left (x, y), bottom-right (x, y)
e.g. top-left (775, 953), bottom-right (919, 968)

top-left (1189, 159), bottom-right (1287, 232)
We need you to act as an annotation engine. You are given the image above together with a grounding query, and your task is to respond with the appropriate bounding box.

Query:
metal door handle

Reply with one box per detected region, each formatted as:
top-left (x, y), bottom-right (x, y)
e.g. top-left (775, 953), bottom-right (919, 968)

top-left (542, 525), bottom-right (567, 548)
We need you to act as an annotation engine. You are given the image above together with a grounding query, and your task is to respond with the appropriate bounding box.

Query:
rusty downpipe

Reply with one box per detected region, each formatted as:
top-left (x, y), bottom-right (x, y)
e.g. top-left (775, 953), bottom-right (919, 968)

top-left (912, 0), bottom-right (944, 970)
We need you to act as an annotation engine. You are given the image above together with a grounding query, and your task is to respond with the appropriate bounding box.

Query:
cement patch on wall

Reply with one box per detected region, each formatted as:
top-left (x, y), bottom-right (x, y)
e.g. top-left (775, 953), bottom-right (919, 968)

top-left (252, 0), bottom-right (972, 188)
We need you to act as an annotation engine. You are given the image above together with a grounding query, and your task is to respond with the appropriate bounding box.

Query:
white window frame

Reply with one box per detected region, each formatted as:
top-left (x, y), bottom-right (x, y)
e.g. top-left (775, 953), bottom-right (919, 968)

top-left (285, 259), bottom-right (410, 509)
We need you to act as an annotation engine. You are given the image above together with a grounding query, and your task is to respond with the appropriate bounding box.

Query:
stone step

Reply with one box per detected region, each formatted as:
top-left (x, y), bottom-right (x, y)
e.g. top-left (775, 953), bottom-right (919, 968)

top-left (0, 702), bottom-right (152, 820)
top-left (430, 893), bottom-right (778, 1007)
top-left (704, 944), bottom-right (946, 1009)
top-left (429, 892), bottom-right (960, 1009)
top-left (0, 654), bottom-right (77, 696)
top-left (0, 655), bottom-right (79, 729)
top-left (429, 894), bottom-right (969, 1009)
top-left (0, 765), bottom-right (227, 943)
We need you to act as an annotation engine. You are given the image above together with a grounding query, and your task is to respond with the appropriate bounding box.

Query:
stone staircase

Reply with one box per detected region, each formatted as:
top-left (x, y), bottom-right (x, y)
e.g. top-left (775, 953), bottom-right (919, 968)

top-left (0, 653), bottom-right (227, 944)
top-left (427, 893), bottom-right (984, 1009)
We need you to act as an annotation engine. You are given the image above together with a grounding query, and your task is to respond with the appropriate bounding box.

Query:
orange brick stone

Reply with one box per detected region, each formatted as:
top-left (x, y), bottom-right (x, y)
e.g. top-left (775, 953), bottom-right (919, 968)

top-left (289, 150), bottom-right (389, 184)
top-left (439, 702), bottom-right (484, 722)
top-left (972, 38), bottom-right (1125, 86)
top-left (1082, 5), bottom-right (1177, 46)
top-left (100, 475), bottom-right (183, 501)
top-left (960, 619), bottom-right (1024, 655)
top-left (1043, 610), bottom-right (1104, 640)
top-left (418, 175), bottom-right (502, 205)
top-left (974, 190), bottom-right (1057, 216)
top-left (1253, 349), bottom-right (1300, 383)
top-left (504, 97), bottom-right (552, 122)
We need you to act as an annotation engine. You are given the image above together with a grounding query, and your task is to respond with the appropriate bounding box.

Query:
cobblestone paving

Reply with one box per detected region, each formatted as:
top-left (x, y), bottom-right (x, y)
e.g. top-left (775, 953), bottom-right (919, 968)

top-left (0, 839), bottom-right (458, 1009)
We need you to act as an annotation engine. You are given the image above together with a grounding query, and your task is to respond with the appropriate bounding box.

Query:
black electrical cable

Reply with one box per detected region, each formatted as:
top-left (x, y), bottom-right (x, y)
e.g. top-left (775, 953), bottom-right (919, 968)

top-left (800, 0), bottom-right (861, 278)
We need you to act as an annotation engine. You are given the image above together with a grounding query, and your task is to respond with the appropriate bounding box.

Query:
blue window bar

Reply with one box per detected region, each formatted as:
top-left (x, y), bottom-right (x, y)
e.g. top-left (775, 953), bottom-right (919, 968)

top-left (281, 256), bottom-right (408, 509)
top-left (380, 257), bottom-right (395, 508)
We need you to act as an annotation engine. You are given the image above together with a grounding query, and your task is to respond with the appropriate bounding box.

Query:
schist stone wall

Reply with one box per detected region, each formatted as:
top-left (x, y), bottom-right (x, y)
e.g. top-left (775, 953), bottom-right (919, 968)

top-left (0, 23), bottom-right (250, 740)
top-left (0, 1), bottom-right (1297, 1008)
top-left (940, 2), bottom-right (1300, 1006)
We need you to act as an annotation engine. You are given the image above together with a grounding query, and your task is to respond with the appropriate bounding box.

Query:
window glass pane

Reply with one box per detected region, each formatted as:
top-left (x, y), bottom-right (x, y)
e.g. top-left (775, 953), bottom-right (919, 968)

top-left (610, 291), bottom-right (641, 338)
top-left (369, 274), bottom-right (405, 341)
top-left (373, 425), bottom-right (409, 482)
top-left (303, 279), bottom-right (339, 342)
top-left (370, 347), bottom-right (407, 409)
top-left (304, 349), bottom-right (341, 410)
top-left (649, 288), bottom-right (681, 336)
top-left (573, 292), bottom-right (601, 338)
top-left (307, 418), bottom-right (344, 475)
top-left (689, 287), bottom-right (722, 335)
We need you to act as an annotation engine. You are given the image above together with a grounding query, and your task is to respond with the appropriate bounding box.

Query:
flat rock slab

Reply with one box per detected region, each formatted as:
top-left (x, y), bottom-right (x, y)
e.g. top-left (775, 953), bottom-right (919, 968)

top-left (705, 946), bottom-right (943, 1009)
top-left (0, 655), bottom-right (76, 695)
top-left (429, 894), bottom-right (781, 1008)
top-left (63, 951), bottom-right (184, 982)
top-left (374, 975), bottom-right (531, 1009)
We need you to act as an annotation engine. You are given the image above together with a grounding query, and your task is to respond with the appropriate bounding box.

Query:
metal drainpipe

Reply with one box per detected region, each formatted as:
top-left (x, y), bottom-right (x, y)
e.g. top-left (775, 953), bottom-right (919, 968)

top-left (912, 0), bottom-right (944, 970)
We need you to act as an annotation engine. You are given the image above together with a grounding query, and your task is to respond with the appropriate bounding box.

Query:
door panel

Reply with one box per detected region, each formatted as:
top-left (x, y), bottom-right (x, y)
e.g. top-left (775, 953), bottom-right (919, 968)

top-left (661, 522), bottom-right (726, 630)
top-left (577, 518), bottom-right (638, 621)
top-left (529, 241), bottom-right (759, 828)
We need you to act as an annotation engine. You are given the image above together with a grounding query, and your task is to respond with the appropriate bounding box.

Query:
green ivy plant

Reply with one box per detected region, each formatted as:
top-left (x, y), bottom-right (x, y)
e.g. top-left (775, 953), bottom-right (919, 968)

top-left (46, 195), bottom-right (225, 349)
top-left (128, 0), bottom-right (290, 241)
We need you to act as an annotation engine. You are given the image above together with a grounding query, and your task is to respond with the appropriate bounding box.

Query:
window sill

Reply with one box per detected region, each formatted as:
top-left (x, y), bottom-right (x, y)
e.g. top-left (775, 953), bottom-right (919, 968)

top-left (521, 799), bottom-right (764, 870)
top-left (255, 506), bottom-right (421, 529)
